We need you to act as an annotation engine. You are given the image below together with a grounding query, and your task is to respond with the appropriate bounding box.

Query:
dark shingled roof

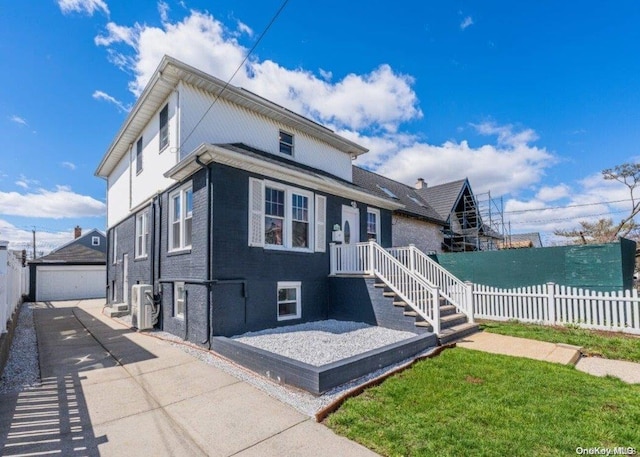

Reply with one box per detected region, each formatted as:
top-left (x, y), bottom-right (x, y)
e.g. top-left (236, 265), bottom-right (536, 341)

top-left (31, 241), bottom-right (106, 265)
top-left (352, 166), bottom-right (446, 225)
top-left (414, 179), bottom-right (468, 221)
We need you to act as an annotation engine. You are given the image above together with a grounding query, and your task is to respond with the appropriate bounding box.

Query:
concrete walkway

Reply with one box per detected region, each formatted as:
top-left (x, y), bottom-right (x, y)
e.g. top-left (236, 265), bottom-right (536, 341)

top-left (0, 300), bottom-right (377, 456)
top-left (456, 330), bottom-right (640, 384)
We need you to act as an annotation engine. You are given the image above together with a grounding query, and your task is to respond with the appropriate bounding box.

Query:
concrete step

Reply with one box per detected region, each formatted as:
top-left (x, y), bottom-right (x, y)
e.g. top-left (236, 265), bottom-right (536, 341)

top-left (383, 291), bottom-right (396, 297)
top-left (441, 313), bottom-right (468, 329)
top-left (438, 322), bottom-right (480, 345)
top-left (439, 304), bottom-right (457, 317)
top-left (393, 299), bottom-right (407, 307)
top-left (104, 305), bottom-right (129, 318)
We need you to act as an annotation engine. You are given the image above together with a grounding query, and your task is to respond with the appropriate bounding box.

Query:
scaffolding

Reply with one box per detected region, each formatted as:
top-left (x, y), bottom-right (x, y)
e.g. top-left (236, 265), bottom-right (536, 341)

top-left (445, 190), bottom-right (506, 252)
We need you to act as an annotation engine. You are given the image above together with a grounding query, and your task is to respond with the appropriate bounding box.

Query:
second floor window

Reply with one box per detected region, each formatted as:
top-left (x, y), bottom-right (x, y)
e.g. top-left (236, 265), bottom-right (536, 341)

top-left (279, 130), bottom-right (294, 156)
top-left (136, 137), bottom-right (143, 174)
top-left (159, 104), bottom-right (169, 151)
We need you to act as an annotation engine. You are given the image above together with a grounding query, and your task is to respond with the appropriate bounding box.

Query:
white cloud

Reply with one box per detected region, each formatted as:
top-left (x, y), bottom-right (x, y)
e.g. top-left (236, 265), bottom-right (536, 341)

top-left (61, 161), bottom-right (77, 170)
top-left (94, 10), bottom-right (422, 133)
top-left (460, 16), bottom-right (474, 30)
top-left (57, 0), bottom-right (109, 16)
top-left (236, 20), bottom-right (253, 37)
top-left (0, 186), bottom-right (105, 219)
top-left (535, 184), bottom-right (570, 202)
top-left (92, 90), bottom-right (130, 112)
top-left (14, 175), bottom-right (39, 190)
top-left (9, 115), bottom-right (28, 126)
top-left (0, 219), bottom-right (76, 255)
top-left (95, 22), bottom-right (136, 47)
top-left (158, 1), bottom-right (170, 23)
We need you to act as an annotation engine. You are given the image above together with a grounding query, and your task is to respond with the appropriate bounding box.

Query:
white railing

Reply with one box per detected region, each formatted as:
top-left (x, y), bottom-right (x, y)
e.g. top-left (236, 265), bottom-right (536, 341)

top-left (388, 245), bottom-right (473, 322)
top-left (331, 241), bottom-right (441, 333)
top-left (0, 243), bottom-right (29, 333)
top-left (474, 282), bottom-right (640, 335)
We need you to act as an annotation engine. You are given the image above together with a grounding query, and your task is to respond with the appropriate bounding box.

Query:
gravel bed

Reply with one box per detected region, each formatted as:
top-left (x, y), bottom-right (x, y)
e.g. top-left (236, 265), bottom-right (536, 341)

top-left (0, 304), bottom-right (41, 394)
top-left (150, 320), bottom-right (437, 417)
top-left (232, 320), bottom-right (417, 366)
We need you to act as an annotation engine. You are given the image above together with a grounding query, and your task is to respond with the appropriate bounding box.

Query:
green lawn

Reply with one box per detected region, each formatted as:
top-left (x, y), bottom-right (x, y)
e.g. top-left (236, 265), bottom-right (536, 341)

top-left (325, 348), bottom-right (640, 457)
top-left (480, 320), bottom-right (640, 363)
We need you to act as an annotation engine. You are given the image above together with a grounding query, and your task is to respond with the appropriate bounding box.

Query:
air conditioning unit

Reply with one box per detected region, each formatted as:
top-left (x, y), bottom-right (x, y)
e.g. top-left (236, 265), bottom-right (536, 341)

top-left (131, 284), bottom-right (154, 330)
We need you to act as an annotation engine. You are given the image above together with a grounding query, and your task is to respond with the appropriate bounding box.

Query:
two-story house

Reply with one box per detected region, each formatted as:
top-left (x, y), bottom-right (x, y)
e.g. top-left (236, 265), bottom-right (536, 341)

top-left (95, 56), bottom-right (404, 344)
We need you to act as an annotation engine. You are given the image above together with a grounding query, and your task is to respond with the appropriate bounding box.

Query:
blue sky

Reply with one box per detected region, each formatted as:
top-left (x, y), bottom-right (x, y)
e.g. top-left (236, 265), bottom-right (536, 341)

top-left (1, 0), bottom-right (640, 253)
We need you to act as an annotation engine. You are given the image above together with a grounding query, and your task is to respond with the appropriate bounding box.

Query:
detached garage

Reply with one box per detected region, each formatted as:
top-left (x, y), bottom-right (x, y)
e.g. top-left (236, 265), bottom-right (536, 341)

top-left (28, 228), bottom-right (106, 302)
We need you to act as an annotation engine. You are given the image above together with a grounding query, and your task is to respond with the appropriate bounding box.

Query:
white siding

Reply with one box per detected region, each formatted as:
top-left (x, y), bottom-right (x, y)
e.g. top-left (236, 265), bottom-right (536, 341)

top-left (107, 152), bottom-right (130, 227)
top-left (179, 83), bottom-right (353, 181)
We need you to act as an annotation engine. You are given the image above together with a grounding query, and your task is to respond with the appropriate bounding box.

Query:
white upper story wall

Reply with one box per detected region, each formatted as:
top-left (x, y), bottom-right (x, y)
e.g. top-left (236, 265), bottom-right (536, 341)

top-left (179, 82), bottom-right (353, 182)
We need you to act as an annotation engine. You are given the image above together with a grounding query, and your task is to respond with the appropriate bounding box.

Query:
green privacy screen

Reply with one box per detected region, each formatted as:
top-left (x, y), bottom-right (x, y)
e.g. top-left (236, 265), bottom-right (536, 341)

top-left (433, 238), bottom-right (636, 292)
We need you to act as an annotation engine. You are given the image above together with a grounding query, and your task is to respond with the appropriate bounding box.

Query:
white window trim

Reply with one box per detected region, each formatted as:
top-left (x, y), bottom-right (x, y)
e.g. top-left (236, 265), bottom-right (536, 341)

top-left (263, 180), bottom-right (314, 252)
top-left (92, 236), bottom-right (100, 246)
top-left (174, 282), bottom-right (185, 319)
top-left (112, 230), bottom-right (117, 265)
top-left (367, 208), bottom-right (381, 242)
top-left (277, 281), bottom-right (301, 321)
top-left (135, 212), bottom-right (149, 259)
top-left (159, 103), bottom-right (169, 152)
top-left (278, 130), bottom-right (294, 157)
top-left (135, 137), bottom-right (143, 175)
top-left (168, 183), bottom-right (193, 252)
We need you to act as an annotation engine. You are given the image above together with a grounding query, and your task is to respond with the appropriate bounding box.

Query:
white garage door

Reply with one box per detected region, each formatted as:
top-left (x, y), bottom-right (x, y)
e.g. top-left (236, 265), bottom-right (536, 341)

top-left (36, 265), bottom-right (106, 301)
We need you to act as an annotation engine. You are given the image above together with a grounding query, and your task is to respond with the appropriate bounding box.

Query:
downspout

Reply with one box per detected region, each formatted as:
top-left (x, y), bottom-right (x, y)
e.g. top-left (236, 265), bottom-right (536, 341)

top-left (196, 155), bottom-right (213, 346)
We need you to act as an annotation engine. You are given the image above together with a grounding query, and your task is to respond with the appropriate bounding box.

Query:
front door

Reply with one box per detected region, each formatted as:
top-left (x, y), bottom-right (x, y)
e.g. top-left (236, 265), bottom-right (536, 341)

top-left (340, 205), bottom-right (361, 272)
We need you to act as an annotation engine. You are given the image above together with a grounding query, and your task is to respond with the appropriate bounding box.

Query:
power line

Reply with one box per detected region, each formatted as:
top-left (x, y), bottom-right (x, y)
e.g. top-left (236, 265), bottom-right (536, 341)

top-left (178, 0), bottom-right (291, 153)
top-left (504, 198), bottom-right (631, 215)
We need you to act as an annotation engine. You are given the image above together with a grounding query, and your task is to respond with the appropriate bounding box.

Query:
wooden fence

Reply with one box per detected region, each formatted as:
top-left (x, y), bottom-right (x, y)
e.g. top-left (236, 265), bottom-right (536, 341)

top-left (0, 242), bottom-right (29, 334)
top-left (473, 282), bottom-right (640, 335)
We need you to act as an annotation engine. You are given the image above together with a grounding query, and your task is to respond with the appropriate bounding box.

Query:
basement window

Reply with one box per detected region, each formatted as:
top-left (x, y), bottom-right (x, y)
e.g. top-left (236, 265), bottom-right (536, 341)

top-left (277, 281), bottom-right (301, 321)
top-left (174, 282), bottom-right (185, 319)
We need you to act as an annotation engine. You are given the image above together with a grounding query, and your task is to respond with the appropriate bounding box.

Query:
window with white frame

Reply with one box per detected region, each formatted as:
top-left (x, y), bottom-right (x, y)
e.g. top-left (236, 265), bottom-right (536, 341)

top-left (277, 281), bottom-right (301, 320)
top-left (159, 104), bottom-right (169, 151)
top-left (279, 130), bottom-right (294, 156)
top-left (367, 208), bottom-right (381, 241)
top-left (136, 137), bottom-right (143, 174)
top-left (135, 211), bottom-right (149, 258)
top-left (169, 184), bottom-right (193, 251)
top-left (174, 282), bottom-right (185, 318)
top-left (249, 179), bottom-right (326, 252)
top-left (92, 236), bottom-right (100, 246)
top-left (112, 229), bottom-right (117, 265)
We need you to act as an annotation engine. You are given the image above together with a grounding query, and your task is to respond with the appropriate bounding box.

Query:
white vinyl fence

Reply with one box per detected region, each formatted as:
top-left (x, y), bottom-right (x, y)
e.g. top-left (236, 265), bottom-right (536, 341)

top-left (0, 242), bottom-right (29, 334)
top-left (473, 282), bottom-right (640, 335)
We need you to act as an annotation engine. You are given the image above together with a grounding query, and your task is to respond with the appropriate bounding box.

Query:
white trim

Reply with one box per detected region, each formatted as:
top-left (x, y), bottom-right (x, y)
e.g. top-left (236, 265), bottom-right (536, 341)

top-left (174, 281), bottom-right (185, 319)
top-left (112, 230), bottom-right (118, 265)
top-left (168, 182), bottom-right (193, 252)
top-left (314, 195), bottom-right (327, 252)
top-left (367, 207), bottom-right (381, 242)
top-left (135, 211), bottom-right (149, 259)
top-left (248, 178), bottom-right (265, 247)
top-left (91, 236), bottom-right (100, 246)
top-left (277, 281), bottom-right (301, 321)
top-left (263, 180), bottom-right (314, 252)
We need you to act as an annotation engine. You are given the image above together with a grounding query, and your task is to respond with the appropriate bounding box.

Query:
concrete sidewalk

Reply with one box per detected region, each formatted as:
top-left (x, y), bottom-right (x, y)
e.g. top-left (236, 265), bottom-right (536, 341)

top-left (456, 330), bottom-right (640, 384)
top-left (0, 299), bottom-right (377, 456)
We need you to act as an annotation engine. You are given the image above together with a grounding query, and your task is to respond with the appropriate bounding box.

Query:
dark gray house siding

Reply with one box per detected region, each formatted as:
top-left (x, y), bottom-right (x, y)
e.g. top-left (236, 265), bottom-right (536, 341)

top-left (106, 162), bottom-right (392, 344)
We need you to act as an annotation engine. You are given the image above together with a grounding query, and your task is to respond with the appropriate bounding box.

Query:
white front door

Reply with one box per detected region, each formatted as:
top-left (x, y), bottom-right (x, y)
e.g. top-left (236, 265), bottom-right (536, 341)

top-left (123, 254), bottom-right (129, 305)
top-left (340, 205), bottom-right (361, 272)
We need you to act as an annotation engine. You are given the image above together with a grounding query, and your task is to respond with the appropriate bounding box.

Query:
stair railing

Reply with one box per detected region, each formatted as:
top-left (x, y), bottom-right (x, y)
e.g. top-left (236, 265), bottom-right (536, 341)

top-left (388, 245), bottom-right (474, 323)
top-left (331, 241), bottom-right (441, 334)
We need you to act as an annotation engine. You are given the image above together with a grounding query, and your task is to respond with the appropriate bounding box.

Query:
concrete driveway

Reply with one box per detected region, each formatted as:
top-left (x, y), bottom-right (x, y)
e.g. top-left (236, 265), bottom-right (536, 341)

top-left (0, 299), bottom-right (377, 456)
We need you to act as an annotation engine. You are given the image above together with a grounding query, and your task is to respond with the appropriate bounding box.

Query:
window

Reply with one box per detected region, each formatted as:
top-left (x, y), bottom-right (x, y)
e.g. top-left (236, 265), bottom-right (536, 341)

top-left (169, 184), bottom-right (193, 251)
top-left (135, 212), bottom-right (149, 258)
top-left (159, 104), bottom-right (169, 151)
top-left (277, 281), bottom-right (301, 321)
top-left (279, 130), bottom-right (294, 156)
top-left (112, 230), bottom-right (117, 265)
top-left (174, 282), bottom-right (185, 318)
top-left (264, 184), bottom-right (312, 250)
top-left (408, 195), bottom-right (425, 207)
top-left (92, 236), bottom-right (100, 246)
top-left (376, 185), bottom-right (398, 199)
top-left (136, 137), bottom-right (143, 174)
top-left (367, 208), bottom-right (381, 241)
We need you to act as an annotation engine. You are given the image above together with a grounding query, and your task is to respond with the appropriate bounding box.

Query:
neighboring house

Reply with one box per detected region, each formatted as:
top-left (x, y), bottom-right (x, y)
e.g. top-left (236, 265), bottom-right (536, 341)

top-left (28, 227), bottom-right (106, 301)
top-left (95, 56), bottom-right (403, 341)
top-left (497, 232), bottom-right (543, 249)
top-left (415, 178), bottom-right (501, 252)
top-left (352, 166), bottom-right (447, 253)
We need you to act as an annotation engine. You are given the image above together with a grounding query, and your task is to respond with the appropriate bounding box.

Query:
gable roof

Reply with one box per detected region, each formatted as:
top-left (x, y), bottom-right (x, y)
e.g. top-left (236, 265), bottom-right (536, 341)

top-left (30, 243), bottom-right (106, 265)
top-left (95, 55), bottom-right (368, 178)
top-left (415, 179), bottom-right (470, 221)
top-left (351, 166), bottom-right (446, 225)
top-left (48, 229), bottom-right (106, 255)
